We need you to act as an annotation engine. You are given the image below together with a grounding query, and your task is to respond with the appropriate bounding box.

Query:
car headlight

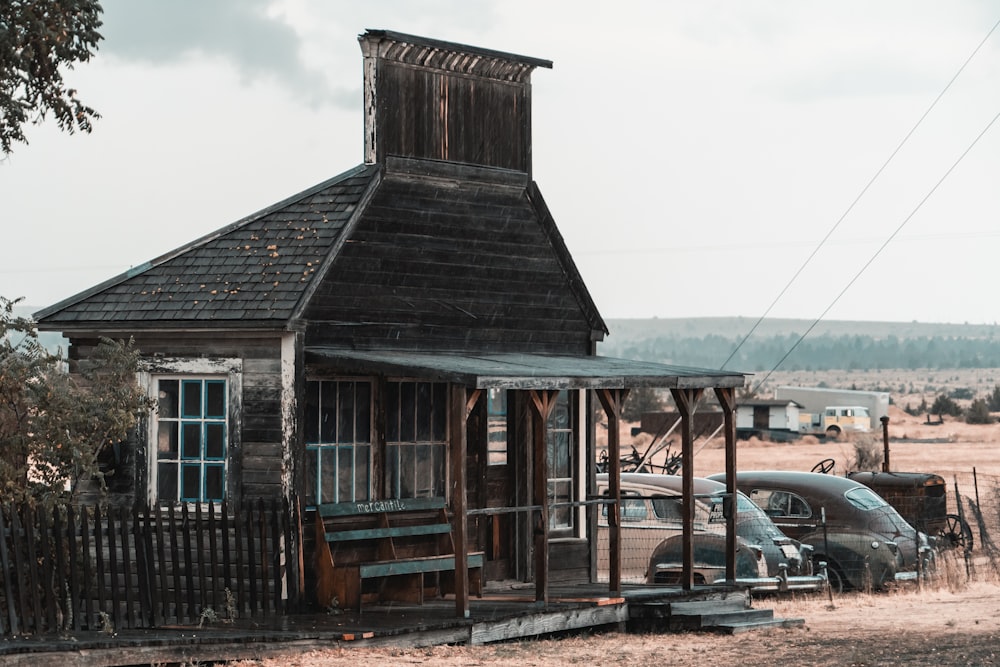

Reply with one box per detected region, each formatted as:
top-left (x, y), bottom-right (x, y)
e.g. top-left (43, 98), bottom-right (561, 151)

top-left (871, 541), bottom-right (880, 550)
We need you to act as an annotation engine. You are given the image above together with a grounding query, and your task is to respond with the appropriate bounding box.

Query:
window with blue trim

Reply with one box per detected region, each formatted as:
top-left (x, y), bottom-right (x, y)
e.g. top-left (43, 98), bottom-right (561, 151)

top-left (304, 380), bottom-right (372, 505)
top-left (156, 378), bottom-right (228, 502)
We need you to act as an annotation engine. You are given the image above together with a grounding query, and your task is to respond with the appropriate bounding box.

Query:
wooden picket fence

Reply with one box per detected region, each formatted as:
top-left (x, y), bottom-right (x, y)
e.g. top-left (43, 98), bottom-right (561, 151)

top-left (0, 497), bottom-right (304, 637)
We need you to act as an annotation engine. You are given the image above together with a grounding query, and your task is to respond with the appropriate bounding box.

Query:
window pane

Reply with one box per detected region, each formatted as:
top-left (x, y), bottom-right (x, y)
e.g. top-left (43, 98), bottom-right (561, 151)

top-left (181, 381), bottom-right (202, 418)
top-left (305, 447), bottom-right (318, 506)
top-left (487, 388), bottom-right (507, 466)
top-left (431, 444), bottom-right (446, 496)
top-left (157, 421), bottom-right (178, 459)
top-left (338, 446), bottom-right (353, 502)
top-left (399, 383), bottom-right (415, 441)
top-left (180, 463), bottom-right (201, 501)
top-left (204, 464), bottom-right (224, 500)
top-left (355, 382), bottom-right (371, 442)
top-left (355, 445), bottom-right (371, 501)
top-left (317, 449), bottom-right (335, 503)
top-left (431, 383), bottom-right (447, 440)
top-left (337, 383), bottom-right (354, 444)
top-left (158, 380), bottom-right (179, 419)
top-left (181, 423), bottom-right (202, 459)
top-left (416, 383), bottom-right (432, 441)
top-left (205, 381), bottom-right (226, 418)
top-left (304, 382), bottom-right (320, 444)
top-left (399, 446), bottom-right (416, 497)
top-left (386, 384), bottom-right (400, 441)
top-left (320, 382), bottom-right (336, 443)
top-left (158, 462), bottom-right (178, 500)
top-left (205, 423), bottom-right (225, 459)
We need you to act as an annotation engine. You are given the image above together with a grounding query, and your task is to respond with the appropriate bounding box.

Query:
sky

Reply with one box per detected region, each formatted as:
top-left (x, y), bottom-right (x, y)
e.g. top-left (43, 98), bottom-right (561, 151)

top-left (3, 1), bottom-right (999, 325)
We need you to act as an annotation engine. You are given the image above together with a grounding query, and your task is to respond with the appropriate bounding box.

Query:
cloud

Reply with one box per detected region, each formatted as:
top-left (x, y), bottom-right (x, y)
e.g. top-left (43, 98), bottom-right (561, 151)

top-left (99, 0), bottom-right (349, 107)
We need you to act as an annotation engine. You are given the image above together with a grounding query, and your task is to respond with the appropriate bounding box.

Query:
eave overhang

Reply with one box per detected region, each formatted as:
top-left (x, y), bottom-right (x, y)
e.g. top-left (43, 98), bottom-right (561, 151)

top-left (305, 347), bottom-right (747, 391)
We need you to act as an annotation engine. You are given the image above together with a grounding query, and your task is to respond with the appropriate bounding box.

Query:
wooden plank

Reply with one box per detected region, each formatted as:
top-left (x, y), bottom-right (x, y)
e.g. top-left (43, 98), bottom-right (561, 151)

top-left (37, 505), bottom-right (58, 631)
top-left (0, 505), bottom-right (19, 636)
top-left (24, 505), bottom-right (43, 634)
top-left (221, 500), bottom-right (233, 595)
top-left (258, 499), bottom-right (269, 617)
top-left (195, 504), bottom-right (207, 617)
top-left (358, 553), bottom-right (484, 578)
top-left (235, 501), bottom-right (246, 618)
top-left (154, 505), bottom-right (171, 624)
top-left (118, 505), bottom-right (134, 629)
top-left (9, 507), bottom-right (30, 634)
top-left (66, 506), bottom-right (82, 632)
top-left (140, 506), bottom-right (160, 627)
top-left (80, 506), bottom-right (95, 630)
top-left (270, 498), bottom-right (283, 615)
top-left (168, 505), bottom-right (183, 623)
top-left (208, 502), bottom-right (220, 615)
top-left (181, 505), bottom-right (195, 621)
top-left (450, 383), bottom-right (470, 618)
top-left (53, 506), bottom-right (69, 632)
top-left (325, 523), bottom-right (452, 542)
top-left (106, 505), bottom-right (122, 631)
top-left (246, 503), bottom-right (258, 614)
top-left (318, 496), bottom-right (446, 517)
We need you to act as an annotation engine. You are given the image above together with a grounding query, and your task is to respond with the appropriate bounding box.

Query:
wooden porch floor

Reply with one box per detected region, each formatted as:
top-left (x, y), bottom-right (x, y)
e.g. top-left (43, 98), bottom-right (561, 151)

top-left (0, 582), bottom-right (751, 667)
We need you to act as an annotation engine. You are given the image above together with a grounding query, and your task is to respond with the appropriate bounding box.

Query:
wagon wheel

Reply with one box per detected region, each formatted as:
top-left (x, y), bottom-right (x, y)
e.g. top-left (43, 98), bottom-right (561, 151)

top-left (939, 513), bottom-right (973, 551)
top-left (811, 458), bottom-right (836, 474)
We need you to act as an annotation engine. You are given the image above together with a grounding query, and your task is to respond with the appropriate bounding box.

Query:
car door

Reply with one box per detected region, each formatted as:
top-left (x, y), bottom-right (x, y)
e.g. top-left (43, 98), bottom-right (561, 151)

top-left (745, 487), bottom-right (818, 540)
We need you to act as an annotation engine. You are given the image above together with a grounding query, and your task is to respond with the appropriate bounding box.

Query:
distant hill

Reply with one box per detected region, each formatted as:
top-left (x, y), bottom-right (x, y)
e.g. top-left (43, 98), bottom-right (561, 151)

top-left (598, 318), bottom-right (1000, 372)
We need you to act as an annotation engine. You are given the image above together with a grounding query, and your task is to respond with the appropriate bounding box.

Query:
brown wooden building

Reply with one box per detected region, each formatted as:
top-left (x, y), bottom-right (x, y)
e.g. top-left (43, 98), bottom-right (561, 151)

top-left (35, 30), bottom-right (746, 618)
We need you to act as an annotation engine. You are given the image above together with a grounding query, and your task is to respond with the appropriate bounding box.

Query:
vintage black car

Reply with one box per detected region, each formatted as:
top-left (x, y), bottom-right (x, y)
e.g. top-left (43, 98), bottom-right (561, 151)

top-left (708, 470), bottom-right (934, 592)
top-left (596, 473), bottom-right (824, 592)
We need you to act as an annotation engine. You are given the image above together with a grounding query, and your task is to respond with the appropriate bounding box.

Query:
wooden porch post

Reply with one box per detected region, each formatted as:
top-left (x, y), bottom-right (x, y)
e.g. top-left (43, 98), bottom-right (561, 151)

top-left (714, 387), bottom-right (738, 583)
top-left (670, 387), bottom-right (703, 591)
top-left (528, 390), bottom-right (559, 604)
top-left (450, 385), bottom-right (482, 618)
top-left (597, 388), bottom-right (629, 594)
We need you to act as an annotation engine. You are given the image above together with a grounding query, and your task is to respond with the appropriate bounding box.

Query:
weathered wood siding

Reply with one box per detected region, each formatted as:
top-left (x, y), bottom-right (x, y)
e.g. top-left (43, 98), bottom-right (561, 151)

top-left (66, 334), bottom-right (289, 505)
top-left (303, 159), bottom-right (597, 354)
top-left (373, 62), bottom-right (532, 172)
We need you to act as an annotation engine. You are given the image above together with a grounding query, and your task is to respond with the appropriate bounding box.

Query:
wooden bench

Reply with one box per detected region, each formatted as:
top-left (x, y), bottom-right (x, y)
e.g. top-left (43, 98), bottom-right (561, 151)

top-left (313, 496), bottom-right (484, 611)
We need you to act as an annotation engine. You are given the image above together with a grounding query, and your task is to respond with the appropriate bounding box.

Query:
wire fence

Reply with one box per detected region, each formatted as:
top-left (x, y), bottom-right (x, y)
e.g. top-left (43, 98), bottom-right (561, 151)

top-left (596, 469), bottom-right (1000, 589)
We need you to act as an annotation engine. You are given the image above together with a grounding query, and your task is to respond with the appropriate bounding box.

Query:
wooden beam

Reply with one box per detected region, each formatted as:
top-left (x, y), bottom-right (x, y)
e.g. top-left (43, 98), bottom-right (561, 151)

top-left (714, 387), bottom-right (738, 583)
top-left (596, 388), bottom-right (629, 594)
top-left (450, 385), bottom-right (479, 618)
top-left (528, 389), bottom-right (559, 604)
top-left (670, 387), bottom-right (703, 591)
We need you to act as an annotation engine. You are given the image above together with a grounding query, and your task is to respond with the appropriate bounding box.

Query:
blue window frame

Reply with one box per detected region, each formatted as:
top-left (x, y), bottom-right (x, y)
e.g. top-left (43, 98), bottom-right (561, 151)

top-left (156, 378), bottom-right (228, 502)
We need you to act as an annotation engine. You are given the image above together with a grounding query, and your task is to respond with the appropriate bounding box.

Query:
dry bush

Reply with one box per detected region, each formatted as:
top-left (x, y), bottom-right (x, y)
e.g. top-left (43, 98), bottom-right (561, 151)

top-left (850, 434), bottom-right (884, 472)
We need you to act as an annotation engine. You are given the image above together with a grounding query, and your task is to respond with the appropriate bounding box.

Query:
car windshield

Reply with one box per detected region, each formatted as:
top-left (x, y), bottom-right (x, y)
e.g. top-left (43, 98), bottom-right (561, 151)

top-left (845, 486), bottom-right (890, 510)
top-left (705, 492), bottom-right (764, 524)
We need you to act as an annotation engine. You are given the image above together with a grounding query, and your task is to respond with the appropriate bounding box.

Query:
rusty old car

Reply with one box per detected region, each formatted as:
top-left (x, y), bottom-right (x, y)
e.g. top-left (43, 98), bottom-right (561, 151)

top-left (708, 470), bottom-right (935, 592)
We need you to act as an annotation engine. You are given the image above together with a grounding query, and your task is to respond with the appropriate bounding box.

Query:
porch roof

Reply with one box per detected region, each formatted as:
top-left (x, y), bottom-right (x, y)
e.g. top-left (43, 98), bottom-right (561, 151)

top-left (305, 347), bottom-right (747, 390)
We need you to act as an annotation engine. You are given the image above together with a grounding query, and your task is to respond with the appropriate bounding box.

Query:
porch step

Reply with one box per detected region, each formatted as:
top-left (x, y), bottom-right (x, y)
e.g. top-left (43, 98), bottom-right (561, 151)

top-left (629, 597), bottom-right (804, 634)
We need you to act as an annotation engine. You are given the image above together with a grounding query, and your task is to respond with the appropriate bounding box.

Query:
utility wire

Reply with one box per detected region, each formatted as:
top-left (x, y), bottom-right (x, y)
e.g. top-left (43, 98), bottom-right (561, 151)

top-left (751, 107), bottom-right (1000, 395)
top-left (720, 14), bottom-right (1000, 371)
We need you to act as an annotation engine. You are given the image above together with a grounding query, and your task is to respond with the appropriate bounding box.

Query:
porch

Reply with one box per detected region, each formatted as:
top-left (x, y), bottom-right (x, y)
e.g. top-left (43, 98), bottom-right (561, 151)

top-left (0, 582), bottom-right (799, 666)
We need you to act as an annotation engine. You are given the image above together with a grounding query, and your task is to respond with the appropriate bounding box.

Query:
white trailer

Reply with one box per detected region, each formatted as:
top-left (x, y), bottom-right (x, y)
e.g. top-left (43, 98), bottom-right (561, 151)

top-left (774, 386), bottom-right (889, 430)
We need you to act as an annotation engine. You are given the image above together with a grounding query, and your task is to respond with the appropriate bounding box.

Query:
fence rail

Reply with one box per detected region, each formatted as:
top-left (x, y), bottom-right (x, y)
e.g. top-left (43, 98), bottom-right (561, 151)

top-left (0, 497), bottom-right (303, 637)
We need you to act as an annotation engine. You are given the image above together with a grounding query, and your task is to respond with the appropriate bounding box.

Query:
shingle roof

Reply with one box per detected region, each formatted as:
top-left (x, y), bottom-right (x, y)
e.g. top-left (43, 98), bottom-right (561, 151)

top-left (35, 165), bottom-right (378, 328)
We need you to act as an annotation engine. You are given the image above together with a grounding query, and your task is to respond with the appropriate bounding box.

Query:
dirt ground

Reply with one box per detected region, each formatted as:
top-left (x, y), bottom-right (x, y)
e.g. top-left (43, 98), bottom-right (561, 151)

top-left (230, 409), bottom-right (1000, 666)
top-left (230, 581), bottom-right (1000, 666)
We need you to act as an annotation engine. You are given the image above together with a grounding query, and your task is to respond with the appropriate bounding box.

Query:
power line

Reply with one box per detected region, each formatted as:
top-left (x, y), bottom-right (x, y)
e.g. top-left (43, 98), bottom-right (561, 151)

top-left (720, 13), bottom-right (1000, 372)
top-left (751, 107), bottom-right (1000, 394)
